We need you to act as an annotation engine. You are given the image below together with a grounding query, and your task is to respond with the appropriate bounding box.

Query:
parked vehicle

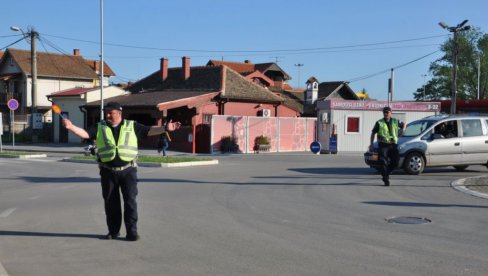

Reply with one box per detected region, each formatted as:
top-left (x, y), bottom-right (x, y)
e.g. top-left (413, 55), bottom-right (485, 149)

top-left (364, 115), bottom-right (488, 174)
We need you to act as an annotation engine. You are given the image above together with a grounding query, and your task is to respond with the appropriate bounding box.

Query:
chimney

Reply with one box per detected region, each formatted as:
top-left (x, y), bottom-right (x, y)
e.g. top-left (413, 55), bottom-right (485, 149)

top-left (73, 49), bottom-right (80, 56)
top-left (160, 58), bottom-right (169, 81)
top-left (94, 60), bottom-right (100, 74)
top-left (244, 60), bottom-right (251, 63)
top-left (182, 56), bottom-right (190, 80)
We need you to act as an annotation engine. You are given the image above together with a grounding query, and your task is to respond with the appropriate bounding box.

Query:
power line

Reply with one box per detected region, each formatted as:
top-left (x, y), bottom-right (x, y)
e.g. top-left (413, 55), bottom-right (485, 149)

top-left (42, 33), bottom-right (447, 54)
top-left (347, 50), bottom-right (440, 83)
top-left (1, 36), bottom-right (28, 51)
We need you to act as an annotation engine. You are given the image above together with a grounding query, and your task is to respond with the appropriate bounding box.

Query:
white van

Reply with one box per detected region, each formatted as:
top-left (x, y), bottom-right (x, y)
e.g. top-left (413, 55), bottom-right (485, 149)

top-left (365, 115), bottom-right (488, 174)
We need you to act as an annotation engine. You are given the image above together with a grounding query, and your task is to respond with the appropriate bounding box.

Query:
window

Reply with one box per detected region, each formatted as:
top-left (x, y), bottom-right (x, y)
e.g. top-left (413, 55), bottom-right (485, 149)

top-left (203, 114), bottom-right (212, 124)
top-left (461, 119), bottom-right (482, 137)
top-left (346, 116), bottom-right (360, 134)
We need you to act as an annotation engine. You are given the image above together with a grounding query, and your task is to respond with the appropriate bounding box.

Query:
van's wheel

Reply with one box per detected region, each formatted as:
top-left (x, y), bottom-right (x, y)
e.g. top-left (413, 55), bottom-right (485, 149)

top-left (403, 152), bottom-right (425, 175)
top-left (453, 165), bottom-right (469, 171)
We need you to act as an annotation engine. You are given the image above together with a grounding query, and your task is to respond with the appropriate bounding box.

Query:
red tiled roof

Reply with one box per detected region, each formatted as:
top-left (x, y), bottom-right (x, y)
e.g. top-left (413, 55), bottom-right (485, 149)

top-left (5, 48), bottom-right (99, 79)
top-left (84, 59), bottom-right (116, 76)
top-left (49, 87), bottom-right (98, 97)
top-left (87, 90), bottom-right (218, 108)
top-left (207, 60), bottom-right (255, 74)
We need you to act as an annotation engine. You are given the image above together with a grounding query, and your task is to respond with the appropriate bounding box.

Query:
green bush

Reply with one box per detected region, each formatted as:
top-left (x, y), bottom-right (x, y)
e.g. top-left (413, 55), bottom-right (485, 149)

top-left (220, 136), bottom-right (238, 153)
top-left (255, 135), bottom-right (270, 145)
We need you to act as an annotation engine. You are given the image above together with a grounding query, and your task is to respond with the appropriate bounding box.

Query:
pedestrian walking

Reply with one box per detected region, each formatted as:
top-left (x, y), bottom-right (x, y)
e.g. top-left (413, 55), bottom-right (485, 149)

top-left (369, 106), bottom-right (405, 186)
top-left (157, 124), bottom-right (171, 156)
top-left (61, 101), bottom-right (180, 241)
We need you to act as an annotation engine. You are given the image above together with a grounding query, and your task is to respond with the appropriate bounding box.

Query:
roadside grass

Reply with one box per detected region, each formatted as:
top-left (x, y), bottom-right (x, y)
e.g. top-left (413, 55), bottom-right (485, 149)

top-left (70, 155), bottom-right (211, 163)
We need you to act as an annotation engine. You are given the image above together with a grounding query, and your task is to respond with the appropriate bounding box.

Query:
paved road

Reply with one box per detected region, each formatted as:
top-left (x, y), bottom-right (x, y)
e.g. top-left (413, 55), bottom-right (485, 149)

top-left (0, 153), bottom-right (488, 275)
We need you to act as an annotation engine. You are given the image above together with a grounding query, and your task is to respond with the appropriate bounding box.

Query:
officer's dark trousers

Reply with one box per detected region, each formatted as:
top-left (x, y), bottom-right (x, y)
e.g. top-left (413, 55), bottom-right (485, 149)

top-left (100, 167), bottom-right (138, 236)
top-left (378, 142), bottom-right (399, 180)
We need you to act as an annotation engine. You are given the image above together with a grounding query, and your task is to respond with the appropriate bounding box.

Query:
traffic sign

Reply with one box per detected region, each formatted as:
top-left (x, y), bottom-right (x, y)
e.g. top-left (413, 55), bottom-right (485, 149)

top-left (7, 99), bottom-right (19, 111)
top-left (310, 141), bottom-right (321, 154)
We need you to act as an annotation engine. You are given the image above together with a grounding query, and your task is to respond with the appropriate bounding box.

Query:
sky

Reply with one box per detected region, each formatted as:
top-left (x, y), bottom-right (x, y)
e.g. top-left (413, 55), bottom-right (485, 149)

top-left (1, 0), bottom-right (487, 101)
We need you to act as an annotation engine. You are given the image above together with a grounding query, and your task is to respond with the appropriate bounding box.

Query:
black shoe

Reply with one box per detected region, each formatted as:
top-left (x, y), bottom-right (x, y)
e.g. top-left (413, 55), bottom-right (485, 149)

top-left (126, 233), bottom-right (140, 241)
top-left (105, 232), bottom-right (120, 240)
top-left (382, 176), bottom-right (390, 186)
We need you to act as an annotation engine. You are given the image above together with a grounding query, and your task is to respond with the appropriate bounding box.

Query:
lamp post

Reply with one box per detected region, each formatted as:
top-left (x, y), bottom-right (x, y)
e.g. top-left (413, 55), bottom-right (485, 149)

top-left (477, 52), bottom-right (481, 100)
top-left (439, 20), bottom-right (471, 114)
top-left (294, 63), bottom-right (304, 89)
top-left (421, 74), bottom-right (427, 100)
top-left (100, 0), bottom-right (105, 120)
top-left (11, 26), bottom-right (39, 138)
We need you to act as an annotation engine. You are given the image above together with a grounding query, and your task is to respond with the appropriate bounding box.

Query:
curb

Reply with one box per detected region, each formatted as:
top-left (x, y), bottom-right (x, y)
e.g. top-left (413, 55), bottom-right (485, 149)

top-left (451, 176), bottom-right (488, 200)
top-left (0, 154), bottom-right (47, 159)
top-left (61, 158), bottom-right (219, 168)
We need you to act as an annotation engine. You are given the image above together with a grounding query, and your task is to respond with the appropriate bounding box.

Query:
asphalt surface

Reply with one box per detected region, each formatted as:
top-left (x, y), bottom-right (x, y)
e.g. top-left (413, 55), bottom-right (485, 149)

top-left (1, 143), bottom-right (488, 275)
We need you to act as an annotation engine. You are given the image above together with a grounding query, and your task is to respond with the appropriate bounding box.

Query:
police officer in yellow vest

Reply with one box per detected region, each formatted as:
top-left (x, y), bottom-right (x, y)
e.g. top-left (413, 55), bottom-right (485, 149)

top-left (369, 106), bottom-right (405, 186)
top-left (62, 102), bottom-right (180, 241)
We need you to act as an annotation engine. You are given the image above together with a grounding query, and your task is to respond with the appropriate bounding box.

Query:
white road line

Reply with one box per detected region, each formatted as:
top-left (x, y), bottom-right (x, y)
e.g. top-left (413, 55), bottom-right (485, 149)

top-left (29, 195), bottom-right (41, 200)
top-left (0, 261), bottom-right (9, 276)
top-left (0, 208), bottom-right (16, 218)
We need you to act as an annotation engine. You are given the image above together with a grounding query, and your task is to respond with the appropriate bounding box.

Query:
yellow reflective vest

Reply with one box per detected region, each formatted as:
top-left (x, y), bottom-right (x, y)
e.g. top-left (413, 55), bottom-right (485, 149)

top-left (377, 118), bottom-right (399, 144)
top-left (96, 120), bottom-right (138, 163)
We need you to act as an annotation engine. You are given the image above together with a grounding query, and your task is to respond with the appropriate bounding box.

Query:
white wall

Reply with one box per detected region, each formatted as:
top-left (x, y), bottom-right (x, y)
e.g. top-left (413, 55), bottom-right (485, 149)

top-left (86, 86), bottom-right (128, 102)
top-left (30, 79), bottom-right (94, 107)
top-left (52, 98), bottom-right (86, 143)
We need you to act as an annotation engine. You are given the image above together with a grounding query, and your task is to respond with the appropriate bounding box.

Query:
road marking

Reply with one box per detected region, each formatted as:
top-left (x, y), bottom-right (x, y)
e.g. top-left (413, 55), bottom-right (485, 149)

top-left (0, 261), bottom-right (9, 276)
top-left (0, 208), bottom-right (16, 218)
top-left (29, 195), bottom-right (41, 200)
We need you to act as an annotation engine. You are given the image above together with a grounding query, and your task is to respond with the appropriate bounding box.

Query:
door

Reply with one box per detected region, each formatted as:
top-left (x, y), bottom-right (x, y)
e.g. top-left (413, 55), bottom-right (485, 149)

top-left (460, 119), bottom-right (488, 163)
top-left (425, 120), bottom-right (463, 166)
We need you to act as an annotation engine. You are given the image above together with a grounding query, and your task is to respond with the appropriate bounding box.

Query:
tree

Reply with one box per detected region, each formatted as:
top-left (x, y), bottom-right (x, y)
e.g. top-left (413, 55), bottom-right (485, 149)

top-left (413, 27), bottom-right (487, 101)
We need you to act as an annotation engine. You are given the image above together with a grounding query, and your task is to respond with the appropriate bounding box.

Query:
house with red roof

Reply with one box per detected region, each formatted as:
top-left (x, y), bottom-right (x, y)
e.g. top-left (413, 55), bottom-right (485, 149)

top-left (83, 57), bottom-right (303, 153)
top-left (0, 48), bottom-right (115, 138)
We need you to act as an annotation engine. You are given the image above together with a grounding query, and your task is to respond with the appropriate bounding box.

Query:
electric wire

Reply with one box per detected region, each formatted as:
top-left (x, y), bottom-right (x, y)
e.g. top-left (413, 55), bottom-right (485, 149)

top-left (42, 33), bottom-right (447, 54)
top-left (1, 36), bottom-right (29, 51)
top-left (347, 50), bottom-right (440, 83)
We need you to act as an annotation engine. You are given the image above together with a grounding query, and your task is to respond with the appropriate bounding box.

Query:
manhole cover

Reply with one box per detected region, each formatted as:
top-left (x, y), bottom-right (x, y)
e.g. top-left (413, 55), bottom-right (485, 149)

top-left (386, 216), bottom-right (431, 224)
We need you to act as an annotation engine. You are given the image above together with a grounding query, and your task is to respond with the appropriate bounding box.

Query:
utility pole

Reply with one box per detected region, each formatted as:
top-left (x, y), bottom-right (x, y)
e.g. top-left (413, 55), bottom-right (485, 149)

top-left (11, 26), bottom-right (39, 141)
top-left (477, 52), bottom-right (481, 100)
top-left (31, 28), bottom-right (38, 117)
top-left (439, 20), bottom-right (471, 114)
top-left (422, 74), bottom-right (427, 100)
top-left (388, 68), bottom-right (394, 104)
top-left (294, 63), bottom-right (304, 89)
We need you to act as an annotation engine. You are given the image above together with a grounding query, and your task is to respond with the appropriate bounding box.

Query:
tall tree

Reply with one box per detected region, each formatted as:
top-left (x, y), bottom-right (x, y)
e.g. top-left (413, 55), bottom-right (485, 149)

top-left (413, 27), bottom-right (487, 101)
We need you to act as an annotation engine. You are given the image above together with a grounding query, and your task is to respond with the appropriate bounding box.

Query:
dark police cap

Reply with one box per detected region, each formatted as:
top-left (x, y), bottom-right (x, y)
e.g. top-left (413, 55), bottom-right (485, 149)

top-left (383, 106), bottom-right (392, 112)
top-left (104, 102), bottom-right (123, 111)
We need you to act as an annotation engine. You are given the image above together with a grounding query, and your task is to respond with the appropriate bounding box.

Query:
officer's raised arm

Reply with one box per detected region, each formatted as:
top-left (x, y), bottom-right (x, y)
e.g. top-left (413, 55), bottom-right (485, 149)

top-left (62, 118), bottom-right (90, 139)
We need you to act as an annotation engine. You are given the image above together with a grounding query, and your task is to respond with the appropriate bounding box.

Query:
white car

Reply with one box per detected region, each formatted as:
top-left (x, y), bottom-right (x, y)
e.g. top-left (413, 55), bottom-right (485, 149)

top-left (365, 115), bottom-right (488, 174)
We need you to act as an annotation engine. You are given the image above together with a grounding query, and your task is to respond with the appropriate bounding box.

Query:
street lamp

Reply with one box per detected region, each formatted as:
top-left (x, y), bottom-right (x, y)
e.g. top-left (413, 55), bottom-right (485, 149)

top-left (421, 74), bottom-right (427, 100)
top-left (294, 63), bottom-right (304, 89)
top-left (439, 20), bottom-right (471, 114)
top-left (10, 26), bottom-right (38, 123)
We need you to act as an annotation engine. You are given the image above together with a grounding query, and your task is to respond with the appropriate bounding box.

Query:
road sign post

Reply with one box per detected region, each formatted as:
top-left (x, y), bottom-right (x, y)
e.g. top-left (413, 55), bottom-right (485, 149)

top-left (7, 99), bottom-right (19, 147)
